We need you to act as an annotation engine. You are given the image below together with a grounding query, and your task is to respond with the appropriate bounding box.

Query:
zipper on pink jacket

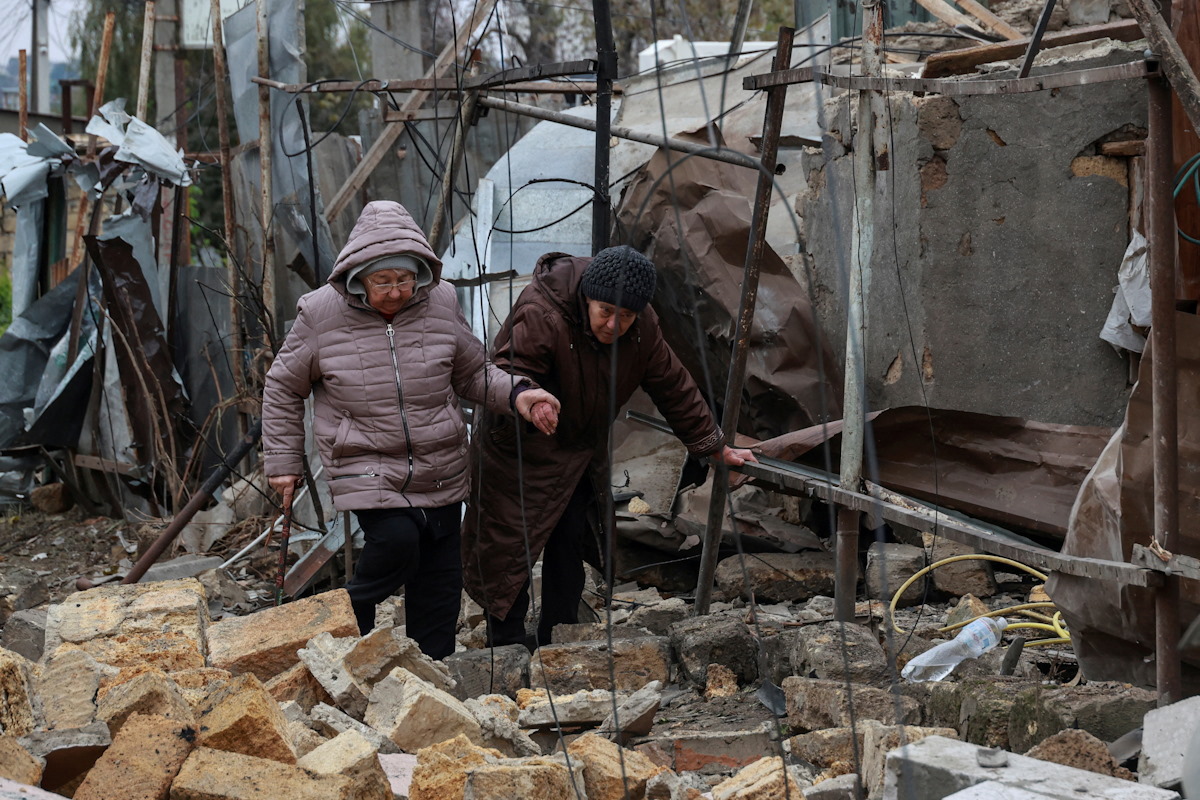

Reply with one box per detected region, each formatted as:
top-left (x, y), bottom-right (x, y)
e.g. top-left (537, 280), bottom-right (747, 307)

top-left (386, 323), bottom-right (415, 492)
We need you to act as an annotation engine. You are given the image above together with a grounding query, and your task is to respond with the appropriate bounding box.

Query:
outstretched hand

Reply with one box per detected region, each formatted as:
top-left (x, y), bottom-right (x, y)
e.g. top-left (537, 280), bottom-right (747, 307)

top-left (714, 445), bottom-right (757, 467)
top-left (515, 388), bottom-right (561, 435)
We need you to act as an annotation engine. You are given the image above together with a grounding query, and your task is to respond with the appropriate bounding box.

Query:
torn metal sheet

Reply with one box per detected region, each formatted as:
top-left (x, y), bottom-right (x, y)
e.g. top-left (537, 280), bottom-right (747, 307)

top-left (85, 100), bottom-right (191, 187)
top-left (11, 201), bottom-right (44, 319)
top-left (1100, 231), bottom-right (1151, 353)
top-left (615, 126), bottom-right (843, 438)
top-left (1047, 310), bottom-right (1200, 689)
top-left (101, 212), bottom-right (166, 321)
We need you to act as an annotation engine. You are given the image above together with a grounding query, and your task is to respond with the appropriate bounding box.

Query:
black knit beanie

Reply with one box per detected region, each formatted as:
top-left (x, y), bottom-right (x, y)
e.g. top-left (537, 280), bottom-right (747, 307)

top-left (579, 245), bottom-right (657, 312)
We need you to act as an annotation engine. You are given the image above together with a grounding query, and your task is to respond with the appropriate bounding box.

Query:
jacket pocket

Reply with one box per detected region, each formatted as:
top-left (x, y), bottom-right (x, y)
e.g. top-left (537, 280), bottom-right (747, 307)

top-left (331, 414), bottom-right (352, 461)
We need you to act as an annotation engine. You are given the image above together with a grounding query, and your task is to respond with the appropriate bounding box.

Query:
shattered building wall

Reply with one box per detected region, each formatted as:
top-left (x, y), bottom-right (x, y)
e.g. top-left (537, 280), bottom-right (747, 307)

top-left (798, 46), bottom-right (1148, 427)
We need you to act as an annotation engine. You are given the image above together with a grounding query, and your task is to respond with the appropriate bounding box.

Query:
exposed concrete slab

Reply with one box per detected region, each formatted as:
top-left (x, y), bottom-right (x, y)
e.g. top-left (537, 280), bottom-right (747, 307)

top-left (1139, 695), bottom-right (1200, 789)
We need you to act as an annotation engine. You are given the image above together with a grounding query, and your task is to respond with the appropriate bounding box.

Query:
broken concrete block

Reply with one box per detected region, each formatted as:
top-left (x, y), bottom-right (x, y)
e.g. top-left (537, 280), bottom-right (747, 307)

top-left (644, 768), bottom-right (700, 800)
top-left (168, 668), bottom-right (233, 713)
top-left (532, 637), bottom-right (671, 693)
top-left (97, 666), bottom-right (195, 735)
top-left (669, 615), bottom-right (757, 687)
top-left (518, 688), bottom-right (619, 729)
top-left (1025, 728), bottom-right (1131, 779)
top-left (263, 661), bottom-right (333, 713)
top-left (287, 719), bottom-right (328, 759)
top-left (866, 542), bottom-right (927, 607)
top-left (196, 673), bottom-right (296, 764)
top-left (926, 539), bottom-right (997, 598)
top-left (1, 607), bottom-right (47, 662)
top-left (880, 735), bottom-right (1178, 800)
top-left (18, 719), bottom-right (110, 793)
top-left (297, 730), bottom-right (391, 800)
top-left (0, 568), bottom-right (49, 626)
top-left (714, 551), bottom-right (836, 603)
top-left (296, 633), bottom-right (366, 719)
top-left (782, 678), bottom-right (918, 732)
top-left (206, 589), bottom-right (357, 681)
top-left (945, 595), bottom-right (991, 629)
top-left (598, 680), bottom-right (662, 742)
top-left (169, 746), bottom-right (352, 800)
top-left (309, 703), bottom-right (398, 755)
top-left (72, 713), bottom-right (195, 800)
top-left (343, 624), bottom-right (454, 694)
top-left (789, 621), bottom-right (890, 686)
top-left (802, 773), bottom-right (863, 800)
top-left (0, 648), bottom-right (37, 737)
top-left (861, 724), bottom-right (959, 797)
top-left (37, 648), bottom-right (101, 730)
top-left (461, 752), bottom-right (582, 799)
top-left (627, 596), bottom-right (690, 636)
top-left (635, 725), bottom-right (776, 775)
top-left (1008, 681), bottom-right (1154, 754)
top-left (567, 732), bottom-right (665, 800)
top-left (1139, 694), bottom-right (1200, 789)
top-left (444, 644), bottom-right (529, 701)
top-left (378, 753), bottom-right (418, 798)
top-left (465, 696), bottom-right (540, 757)
top-left (0, 776), bottom-right (61, 798)
top-left (711, 755), bottom-right (809, 799)
top-left (408, 734), bottom-right (506, 799)
top-left (142, 555), bottom-right (225, 584)
top-left (0, 734), bottom-right (43, 786)
top-left (551, 622), bottom-right (655, 643)
top-left (705, 663), bottom-right (739, 699)
top-left (787, 723), bottom-right (881, 770)
top-left (364, 667), bottom-right (481, 753)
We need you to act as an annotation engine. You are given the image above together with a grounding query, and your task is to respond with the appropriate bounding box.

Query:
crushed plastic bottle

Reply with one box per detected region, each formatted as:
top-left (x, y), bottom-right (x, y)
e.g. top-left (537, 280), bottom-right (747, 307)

top-left (900, 616), bottom-right (1008, 683)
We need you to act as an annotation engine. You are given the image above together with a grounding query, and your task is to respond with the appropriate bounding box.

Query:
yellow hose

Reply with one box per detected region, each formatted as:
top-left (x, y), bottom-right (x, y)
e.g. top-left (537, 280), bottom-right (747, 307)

top-left (1024, 637), bottom-right (1071, 648)
top-left (1005, 622), bottom-right (1060, 635)
top-left (938, 602), bottom-right (1058, 632)
top-left (889, 554), bottom-right (1049, 634)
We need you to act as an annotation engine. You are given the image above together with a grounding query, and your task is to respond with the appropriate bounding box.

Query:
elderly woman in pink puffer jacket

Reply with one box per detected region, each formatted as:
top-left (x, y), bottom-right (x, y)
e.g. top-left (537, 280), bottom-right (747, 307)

top-left (262, 201), bottom-right (559, 658)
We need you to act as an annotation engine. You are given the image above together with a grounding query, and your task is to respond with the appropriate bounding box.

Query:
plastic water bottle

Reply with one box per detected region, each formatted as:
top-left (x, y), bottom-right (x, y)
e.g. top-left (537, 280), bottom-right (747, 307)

top-left (901, 617), bottom-right (1008, 683)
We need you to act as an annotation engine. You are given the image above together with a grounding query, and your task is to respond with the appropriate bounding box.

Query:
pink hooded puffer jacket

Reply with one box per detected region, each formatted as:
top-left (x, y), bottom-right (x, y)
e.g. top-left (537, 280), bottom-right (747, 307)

top-left (262, 201), bottom-right (525, 510)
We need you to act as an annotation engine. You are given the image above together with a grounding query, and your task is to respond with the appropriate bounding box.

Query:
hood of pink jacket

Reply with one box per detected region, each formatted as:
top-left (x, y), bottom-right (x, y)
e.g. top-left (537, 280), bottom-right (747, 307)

top-left (329, 201), bottom-right (443, 285)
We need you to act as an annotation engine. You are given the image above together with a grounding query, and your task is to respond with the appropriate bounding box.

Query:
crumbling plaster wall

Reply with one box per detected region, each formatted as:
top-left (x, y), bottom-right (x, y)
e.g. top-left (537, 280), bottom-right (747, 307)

top-left (798, 65), bottom-right (1146, 427)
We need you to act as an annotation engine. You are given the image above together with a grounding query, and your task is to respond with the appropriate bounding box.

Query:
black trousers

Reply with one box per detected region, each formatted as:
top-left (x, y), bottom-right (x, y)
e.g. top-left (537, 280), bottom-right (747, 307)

top-left (487, 480), bottom-right (591, 649)
top-left (346, 503), bottom-right (462, 660)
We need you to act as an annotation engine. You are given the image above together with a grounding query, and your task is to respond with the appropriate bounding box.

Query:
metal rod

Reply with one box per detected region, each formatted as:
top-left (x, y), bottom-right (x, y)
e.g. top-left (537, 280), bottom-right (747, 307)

top-left (693, 27), bottom-right (795, 616)
top-left (17, 50), bottom-right (27, 142)
top-left (476, 95), bottom-right (761, 171)
top-left (728, 0), bottom-right (754, 62)
top-left (136, 1), bottom-right (156, 119)
top-left (296, 98), bottom-right (321, 280)
top-left (220, 463), bottom-right (322, 569)
top-left (1017, 0), bottom-right (1058, 79)
top-left (591, 0), bottom-right (616, 253)
top-left (428, 88), bottom-right (479, 251)
top-left (1148, 67), bottom-right (1182, 706)
top-left (256, 0), bottom-right (277, 341)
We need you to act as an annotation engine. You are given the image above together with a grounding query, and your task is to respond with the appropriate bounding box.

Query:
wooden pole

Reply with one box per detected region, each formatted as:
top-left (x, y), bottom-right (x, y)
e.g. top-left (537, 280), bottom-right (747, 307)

top-left (257, 0), bottom-right (277, 341)
top-left (17, 50), bottom-right (27, 142)
top-left (136, 1), bottom-right (156, 119)
top-left (68, 11), bottom-right (116, 271)
top-left (428, 89), bottom-right (479, 252)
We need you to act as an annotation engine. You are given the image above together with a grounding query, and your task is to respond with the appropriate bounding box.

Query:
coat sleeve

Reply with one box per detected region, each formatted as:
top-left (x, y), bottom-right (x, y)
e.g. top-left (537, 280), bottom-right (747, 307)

top-left (262, 299), bottom-right (321, 477)
top-left (448, 290), bottom-right (532, 415)
top-left (492, 301), bottom-right (560, 381)
top-left (639, 322), bottom-right (726, 457)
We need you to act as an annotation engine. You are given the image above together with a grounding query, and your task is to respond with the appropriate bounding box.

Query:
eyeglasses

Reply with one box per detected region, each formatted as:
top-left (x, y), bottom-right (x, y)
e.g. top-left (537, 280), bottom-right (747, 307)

top-left (366, 277), bottom-right (416, 291)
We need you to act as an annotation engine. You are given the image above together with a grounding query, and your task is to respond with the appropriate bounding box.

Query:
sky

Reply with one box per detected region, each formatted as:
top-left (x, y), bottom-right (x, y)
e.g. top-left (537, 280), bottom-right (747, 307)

top-left (1, 0), bottom-right (85, 69)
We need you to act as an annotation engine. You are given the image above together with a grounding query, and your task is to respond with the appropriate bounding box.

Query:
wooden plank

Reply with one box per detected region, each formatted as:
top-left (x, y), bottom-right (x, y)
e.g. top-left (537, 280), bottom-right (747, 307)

top-left (953, 0), bottom-right (1024, 40)
top-left (1100, 139), bottom-right (1147, 156)
top-left (922, 19), bottom-right (1144, 78)
top-left (816, 59), bottom-right (1150, 96)
top-left (912, 0), bottom-right (977, 33)
top-left (1132, 543), bottom-right (1200, 581)
top-left (1128, 0), bottom-right (1200, 140)
top-left (73, 454), bottom-right (143, 478)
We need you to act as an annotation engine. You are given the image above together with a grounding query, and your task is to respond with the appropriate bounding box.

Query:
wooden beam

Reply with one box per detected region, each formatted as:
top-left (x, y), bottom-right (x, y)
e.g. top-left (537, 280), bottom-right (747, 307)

top-left (912, 0), bottom-right (977, 33)
top-left (324, 0), bottom-right (497, 223)
top-left (922, 18), bottom-right (1144, 78)
top-left (1100, 139), bottom-right (1147, 156)
top-left (952, 0), bottom-right (1024, 40)
top-left (136, 1), bottom-right (155, 119)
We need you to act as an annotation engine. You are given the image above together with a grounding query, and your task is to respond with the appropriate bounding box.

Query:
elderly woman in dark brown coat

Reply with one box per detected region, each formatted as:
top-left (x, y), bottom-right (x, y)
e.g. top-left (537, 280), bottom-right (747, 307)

top-left (262, 201), bottom-right (558, 658)
top-left (463, 245), bottom-right (755, 649)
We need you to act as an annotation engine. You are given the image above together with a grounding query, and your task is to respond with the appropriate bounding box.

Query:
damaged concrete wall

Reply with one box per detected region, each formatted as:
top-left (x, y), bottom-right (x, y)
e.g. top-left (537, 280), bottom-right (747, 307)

top-left (799, 50), bottom-right (1147, 427)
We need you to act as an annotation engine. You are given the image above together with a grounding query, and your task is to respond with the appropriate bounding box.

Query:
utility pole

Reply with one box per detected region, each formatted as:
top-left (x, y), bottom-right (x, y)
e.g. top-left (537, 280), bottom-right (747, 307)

top-left (30, 0), bottom-right (49, 113)
top-left (591, 0), bottom-right (615, 253)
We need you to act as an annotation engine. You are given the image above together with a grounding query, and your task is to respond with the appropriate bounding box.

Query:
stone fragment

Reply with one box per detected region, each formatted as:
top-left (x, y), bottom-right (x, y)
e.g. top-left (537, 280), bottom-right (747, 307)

top-left (787, 724), bottom-right (880, 770)
top-left (790, 622), bottom-right (889, 686)
top-left (379, 753), bottom-right (418, 798)
top-left (170, 668), bottom-right (233, 712)
top-left (861, 725), bottom-right (959, 797)
top-left (142, 555), bottom-right (225, 584)
top-left (1139, 695), bottom-right (1200, 789)
top-left (444, 644), bottom-right (529, 701)
top-left (0, 776), bottom-right (61, 798)
top-left (364, 667), bottom-right (481, 753)
top-left (297, 730), bottom-right (391, 800)
top-left (705, 663), bottom-right (739, 699)
top-left (206, 589), bottom-right (357, 681)
top-left (782, 678), bottom-right (918, 732)
top-left (956, 678), bottom-right (1026, 750)
top-left (532, 637), bottom-right (671, 693)
top-left (551, 623), bottom-right (655, 643)
top-left (865, 542), bottom-right (927, 607)
top-left (669, 615), bottom-right (757, 687)
top-left (343, 624), bottom-right (454, 694)
top-left (407, 735), bottom-right (513, 799)
top-left (461, 753), bottom-right (581, 799)
top-left (72, 713), bottom-right (195, 800)
top-left (802, 773), bottom-right (863, 800)
top-left (0, 648), bottom-right (37, 737)
top-left (30, 483), bottom-right (72, 513)
top-left (1025, 728), bottom-right (1131, 779)
top-left (711, 756), bottom-right (808, 799)
top-left (598, 680), bottom-right (662, 742)
top-left (296, 633), bottom-right (367, 718)
top-left (287, 719), bottom-right (327, 759)
top-left (0, 569), bottom-right (49, 626)
top-left (567, 732), bottom-right (665, 800)
top-left (197, 569), bottom-right (252, 618)
top-left (263, 661), bottom-right (332, 712)
top-left (196, 674), bottom-right (296, 764)
top-left (635, 726), bottom-right (775, 775)
top-left (97, 667), bottom-right (195, 735)
top-left (628, 597), bottom-right (690, 636)
top-left (945, 595), bottom-right (991, 629)
top-left (518, 688), bottom-right (620, 729)
top-left (0, 734), bottom-right (43, 786)
top-left (309, 703), bottom-right (398, 754)
top-left (0, 608), bottom-right (47, 662)
top-left (19, 720), bottom-right (110, 792)
top-left (714, 552), bottom-right (836, 603)
top-left (1008, 682), bottom-right (1155, 754)
top-left (169, 747), bottom-right (352, 800)
top-left (643, 768), bottom-right (697, 800)
top-left (37, 648), bottom-right (101, 730)
top-left (925, 539), bottom-right (997, 598)
top-left (465, 696), bottom-right (540, 757)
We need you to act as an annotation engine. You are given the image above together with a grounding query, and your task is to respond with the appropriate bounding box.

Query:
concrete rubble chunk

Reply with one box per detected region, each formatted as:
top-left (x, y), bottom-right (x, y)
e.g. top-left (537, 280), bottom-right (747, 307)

top-left (789, 621), bottom-right (890, 686)
top-left (783, 678), bottom-right (918, 732)
top-left (142, 555), bottom-right (225, 584)
top-left (881, 735), bottom-right (1180, 800)
top-left (532, 637), bottom-right (671, 693)
top-left (444, 644), bottom-right (529, 701)
top-left (169, 746), bottom-right (353, 800)
top-left (37, 648), bottom-right (101, 730)
top-left (196, 673), bottom-right (297, 764)
top-left (0, 776), bottom-right (62, 798)
top-left (379, 753), bottom-right (418, 799)
top-left (407, 734), bottom-right (508, 799)
top-left (0, 733), bottom-right (43, 786)
top-left (787, 723), bottom-right (881, 770)
top-left (263, 661), bottom-right (332, 712)
top-left (634, 725), bottom-right (775, 775)
top-left (705, 663), bottom-right (739, 698)
top-left (598, 679), bottom-right (662, 742)
top-left (364, 667), bottom-right (482, 753)
top-left (945, 595), bottom-right (990, 629)
top-left (518, 687), bottom-right (622, 729)
top-left (669, 615), bottom-right (758, 687)
top-left (18, 719), bottom-right (111, 793)
top-left (715, 551), bottom-right (836, 603)
top-left (206, 589), bottom-right (357, 681)
top-left (1139, 695), bottom-right (1200, 789)
top-left (296, 729), bottom-right (392, 800)
top-left (170, 668), bottom-right (233, 713)
top-left (628, 596), bottom-right (690, 636)
top-left (287, 718), bottom-right (328, 759)
top-left (72, 713), bottom-right (195, 800)
top-left (802, 773), bottom-right (864, 800)
top-left (1007, 681), bottom-right (1154, 754)
top-left (866, 542), bottom-right (927, 607)
top-left (712, 755), bottom-right (809, 800)
top-left (862, 724), bottom-right (960, 797)
top-left (344, 624), bottom-right (455, 694)
top-left (1, 607), bottom-right (48, 662)
top-left (644, 768), bottom-right (702, 800)
top-left (926, 539), bottom-right (997, 598)
top-left (567, 731), bottom-right (666, 800)
top-left (0, 568), bottom-right (49, 627)
top-left (310, 703), bottom-right (399, 754)
top-left (1025, 728), bottom-right (1132, 779)
top-left (97, 666), bottom-right (196, 735)
top-left (551, 622), bottom-right (656, 643)
top-left (465, 695), bottom-right (540, 757)
top-left (0, 648), bottom-right (37, 737)
top-left (296, 633), bottom-right (367, 719)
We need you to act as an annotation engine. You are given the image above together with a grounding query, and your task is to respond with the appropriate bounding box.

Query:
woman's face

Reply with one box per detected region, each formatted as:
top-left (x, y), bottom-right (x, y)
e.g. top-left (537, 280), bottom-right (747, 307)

top-left (586, 299), bottom-right (638, 344)
top-left (364, 268), bottom-right (417, 316)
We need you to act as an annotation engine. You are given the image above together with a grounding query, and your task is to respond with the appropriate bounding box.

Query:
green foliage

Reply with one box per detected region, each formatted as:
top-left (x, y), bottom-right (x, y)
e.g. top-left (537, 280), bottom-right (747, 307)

top-left (0, 268), bottom-right (13, 339)
top-left (304, 0), bottom-right (372, 134)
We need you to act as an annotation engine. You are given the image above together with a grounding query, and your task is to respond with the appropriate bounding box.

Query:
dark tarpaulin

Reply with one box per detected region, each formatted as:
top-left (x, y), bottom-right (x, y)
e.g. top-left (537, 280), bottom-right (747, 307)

top-left (1047, 310), bottom-right (1200, 690)
top-left (613, 127), bottom-right (843, 439)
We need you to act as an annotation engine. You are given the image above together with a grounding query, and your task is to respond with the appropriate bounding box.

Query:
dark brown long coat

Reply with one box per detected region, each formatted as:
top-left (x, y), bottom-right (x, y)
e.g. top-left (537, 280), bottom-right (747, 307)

top-left (462, 253), bottom-right (725, 620)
